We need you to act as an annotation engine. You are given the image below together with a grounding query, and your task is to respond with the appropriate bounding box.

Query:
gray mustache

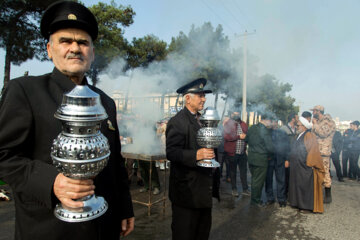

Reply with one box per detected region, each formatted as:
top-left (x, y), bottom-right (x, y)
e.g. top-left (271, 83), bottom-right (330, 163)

top-left (66, 53), bottom-right (83, 60)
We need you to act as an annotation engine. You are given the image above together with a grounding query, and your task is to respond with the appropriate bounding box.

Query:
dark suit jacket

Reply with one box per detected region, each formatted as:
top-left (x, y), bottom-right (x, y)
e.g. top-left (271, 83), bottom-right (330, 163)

top-left (166, 107), bottom-right (219, 209)
top-left (0, 68), bottom-right (133, 240)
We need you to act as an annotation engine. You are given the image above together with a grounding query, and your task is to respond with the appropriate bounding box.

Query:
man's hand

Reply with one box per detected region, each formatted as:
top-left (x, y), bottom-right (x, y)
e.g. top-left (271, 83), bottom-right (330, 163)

top-left (285, 160), bottom-right (290, 168)
top-left (196, 148), bottom-right (215, 160)
top-left (312, 118), bottom-right (317, 124)
top-left (120, 217), bottom-right (135, 237)
top-left (53, 173), bottom-right (95, 208)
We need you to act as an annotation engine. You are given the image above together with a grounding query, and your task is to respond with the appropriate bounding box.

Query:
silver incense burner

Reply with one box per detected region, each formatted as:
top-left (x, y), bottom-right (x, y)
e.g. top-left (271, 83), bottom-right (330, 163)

top-left (51, 85), bottom-right (110, 222)
top-left (196, 107), bottom-right (222, 168)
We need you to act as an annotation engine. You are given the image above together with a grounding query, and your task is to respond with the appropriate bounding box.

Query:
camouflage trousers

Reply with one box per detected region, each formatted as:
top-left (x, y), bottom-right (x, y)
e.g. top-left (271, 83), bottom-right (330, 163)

top-left (322, 156), bottom-right (331, 188)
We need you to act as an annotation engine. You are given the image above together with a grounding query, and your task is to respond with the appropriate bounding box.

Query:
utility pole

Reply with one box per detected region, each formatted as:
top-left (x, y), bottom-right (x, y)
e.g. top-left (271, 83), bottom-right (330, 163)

top-left (236, 30), bottom-right (256, 122)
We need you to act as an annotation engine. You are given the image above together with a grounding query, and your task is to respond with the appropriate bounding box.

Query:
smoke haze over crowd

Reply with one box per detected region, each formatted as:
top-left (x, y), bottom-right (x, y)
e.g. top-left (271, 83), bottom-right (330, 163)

top-left (1, 0), bottom-right (359, 121)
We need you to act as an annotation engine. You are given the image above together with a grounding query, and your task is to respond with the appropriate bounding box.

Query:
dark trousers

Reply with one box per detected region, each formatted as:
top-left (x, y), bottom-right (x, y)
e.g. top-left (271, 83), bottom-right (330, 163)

top-left (218, 151), bottom-right (230, 179)
top-left (249, 164), bottom-right (267, 204)
top-left (285, 167), bottom-right (290, 199)
top-left (342, 150), bottom-right (351, 177)
top-left (265, 155), bottom-right (286, 202)
top-left (226, 153), bottom-right (249, 191)
top-left (349, 151), bottom-right (360, 179)
top-left (171, 204), bottom-right (212, 240)
top-left (331, 151), bottom-right (343, 179)
top-left (139, 160), bottom-right (160, 190)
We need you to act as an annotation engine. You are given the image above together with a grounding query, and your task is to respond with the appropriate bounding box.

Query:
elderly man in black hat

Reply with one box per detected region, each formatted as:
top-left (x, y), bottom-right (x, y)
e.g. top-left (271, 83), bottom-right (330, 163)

top-left (166, 78), bottom-right (220, 240)
top-left (0, 1), bottom-right (134, 240)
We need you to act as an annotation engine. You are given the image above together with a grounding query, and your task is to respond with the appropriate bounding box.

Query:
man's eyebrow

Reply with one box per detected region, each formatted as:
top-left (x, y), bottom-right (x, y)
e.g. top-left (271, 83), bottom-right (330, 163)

top-left (58, 37), bottom-right (89, 43)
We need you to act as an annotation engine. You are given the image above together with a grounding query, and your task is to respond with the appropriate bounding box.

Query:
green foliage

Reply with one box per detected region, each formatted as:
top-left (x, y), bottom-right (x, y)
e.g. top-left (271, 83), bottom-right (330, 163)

top-left (0, 0), bottom-right (57, 62)
top-left (0, 0), bottom-right (58, 90)
top-left (246, 74), bottom-right (299, 122)
top-left (127, 35), bottom-right (168, 69)
top-left (168, 22), bottom-right (232, 92)
top-left (87, 1), bottom-right (135, 85)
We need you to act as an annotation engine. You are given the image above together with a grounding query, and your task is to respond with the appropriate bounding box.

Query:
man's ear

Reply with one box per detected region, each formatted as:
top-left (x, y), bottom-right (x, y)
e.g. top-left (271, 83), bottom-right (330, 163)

top-left (47, 42), bottom-right (52, 60)
top-left (91, 46), bottom-right (95, 62)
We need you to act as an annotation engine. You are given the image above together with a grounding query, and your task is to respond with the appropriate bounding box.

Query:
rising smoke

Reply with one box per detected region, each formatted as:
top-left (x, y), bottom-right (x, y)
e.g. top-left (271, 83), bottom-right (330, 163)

top-left (97, 24), bottom-right (276, 154)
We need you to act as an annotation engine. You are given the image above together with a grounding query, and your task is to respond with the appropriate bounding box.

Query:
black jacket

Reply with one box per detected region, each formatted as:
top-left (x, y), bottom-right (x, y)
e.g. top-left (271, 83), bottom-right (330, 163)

top-left (348, 129), bottom-right (360, 152)
top-left (332, 131), bottom-right (343, 154)
top-left (0, 68), bottom-right (133, 240)
top-left (166, 107), bottom-right (219, 209)
top-left (343, 129), bottom-right (354, 150)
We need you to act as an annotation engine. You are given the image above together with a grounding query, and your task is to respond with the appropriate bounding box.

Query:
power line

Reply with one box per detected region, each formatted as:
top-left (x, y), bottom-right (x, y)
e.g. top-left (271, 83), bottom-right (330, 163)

top-left (200, 0), bottom-right (236, 33)
top-left (230, 0), bottom-right (256, 30)
top-left (218, 0), bottom-right (246, 30)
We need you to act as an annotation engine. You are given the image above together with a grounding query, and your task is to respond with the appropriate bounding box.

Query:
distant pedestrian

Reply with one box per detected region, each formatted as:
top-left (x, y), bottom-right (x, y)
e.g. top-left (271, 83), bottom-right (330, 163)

top-left (218, 117), bottom-right (231, 182)
top-left (245, 114), bottom-right (274, 206)
top-left (347, 121), bottom-right (360, 181)
top-left (311, 105), bottom-right (336, 203)
top-left (330, 131), bottom-right (344, 182)
top-left (223, 111), bottom-right (250, 197)
top-left (279, 113), bottom-right (298, 199)
top-left (289, 117), bottom-right (325, 213)
top-left (342, 123), bottom-right (354, 178)
top-left (265, 118), bottom-right (289, 207)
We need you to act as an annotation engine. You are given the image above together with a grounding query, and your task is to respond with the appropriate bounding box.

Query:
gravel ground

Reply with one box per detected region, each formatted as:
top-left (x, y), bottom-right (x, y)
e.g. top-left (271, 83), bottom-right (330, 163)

top-left (1, 167), bottom-right (359, 240)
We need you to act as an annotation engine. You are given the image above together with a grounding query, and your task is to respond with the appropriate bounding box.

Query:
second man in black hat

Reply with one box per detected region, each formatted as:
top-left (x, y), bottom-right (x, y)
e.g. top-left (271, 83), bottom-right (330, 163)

top-left (166, 78), bottom-right (219, 240)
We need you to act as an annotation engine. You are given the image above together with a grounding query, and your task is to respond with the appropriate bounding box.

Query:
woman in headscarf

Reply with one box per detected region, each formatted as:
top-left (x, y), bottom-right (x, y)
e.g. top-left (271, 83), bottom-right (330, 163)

top-left (289, 117), bottom-right (325, 213)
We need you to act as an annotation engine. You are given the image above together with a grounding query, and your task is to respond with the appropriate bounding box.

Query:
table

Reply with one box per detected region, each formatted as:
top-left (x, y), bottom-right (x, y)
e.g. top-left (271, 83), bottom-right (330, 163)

top-left (122, 152), bottom-right (168, 216)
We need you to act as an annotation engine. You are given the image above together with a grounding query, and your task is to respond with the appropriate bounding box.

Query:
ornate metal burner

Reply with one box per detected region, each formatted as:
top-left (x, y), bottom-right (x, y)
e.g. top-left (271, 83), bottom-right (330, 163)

top-left (51, 85), bottom-right (110, 222)
top-left (196, 107), bottom-right (222, 168)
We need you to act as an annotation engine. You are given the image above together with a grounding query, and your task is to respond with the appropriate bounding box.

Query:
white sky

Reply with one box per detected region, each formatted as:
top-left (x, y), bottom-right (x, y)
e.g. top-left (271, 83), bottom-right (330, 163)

top-left (1, 0), bottom-right (359, 120)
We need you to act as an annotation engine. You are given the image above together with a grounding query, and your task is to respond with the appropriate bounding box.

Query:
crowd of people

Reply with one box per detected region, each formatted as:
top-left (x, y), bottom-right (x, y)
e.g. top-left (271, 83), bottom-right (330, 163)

top-left (217, 106), bottom-right (360, 214)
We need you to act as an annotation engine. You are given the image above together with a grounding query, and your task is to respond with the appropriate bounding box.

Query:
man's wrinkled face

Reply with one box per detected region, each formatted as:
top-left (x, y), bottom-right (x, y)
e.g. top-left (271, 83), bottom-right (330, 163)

top-left (47, 28), bottom-right (94, 78)
top-left (187, 93), bottom-right (206, 112)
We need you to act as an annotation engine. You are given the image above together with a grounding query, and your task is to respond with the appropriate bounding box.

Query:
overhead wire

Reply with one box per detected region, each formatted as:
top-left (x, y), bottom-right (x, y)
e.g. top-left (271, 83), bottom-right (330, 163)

top-left (218, 0), bottom-right (247, 30)
top-left (199, 0), bottom-right (236, 33)
top-left (230, 0), bottom-right (256, 31)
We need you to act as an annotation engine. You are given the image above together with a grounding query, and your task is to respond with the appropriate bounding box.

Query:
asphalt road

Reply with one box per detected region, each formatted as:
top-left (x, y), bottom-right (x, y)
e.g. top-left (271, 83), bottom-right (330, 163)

top-left (1, 166), bottom-right (359, 240)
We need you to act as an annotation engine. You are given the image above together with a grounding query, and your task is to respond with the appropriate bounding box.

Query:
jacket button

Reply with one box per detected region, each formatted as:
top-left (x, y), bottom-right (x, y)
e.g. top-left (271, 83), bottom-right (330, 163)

top-left (209, 186), bottom-right (212, 190)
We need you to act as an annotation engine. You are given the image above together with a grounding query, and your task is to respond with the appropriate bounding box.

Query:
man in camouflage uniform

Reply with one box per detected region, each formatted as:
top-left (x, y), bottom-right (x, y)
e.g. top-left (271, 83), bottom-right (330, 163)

top-left (311, 105), bottom-right (336, 203)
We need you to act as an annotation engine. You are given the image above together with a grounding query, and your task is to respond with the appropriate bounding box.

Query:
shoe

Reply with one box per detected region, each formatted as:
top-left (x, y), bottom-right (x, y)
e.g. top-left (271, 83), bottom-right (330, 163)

top-left (139, 187), bottom-right (148, 193)
top-left (232, 189), bottom-right (239, 197)
top-left (299, 209), bottom-right (312, 214)
top-left (265, 200), bottom-right (275, 206)
top-left (250, 202), bottom-right (265, 208)
top-left (137, 179), bottom-right (144, 186)
top-left (338, 177), bottom-right (344, 182)
top-left (324, 187), bottom-right (332, 204)
top-left (242, 189), bottom-right (251, 196)
top-left (152, 187), bottom-right (160, 195)
top-left (279, 201), bottom-right (287, 207)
